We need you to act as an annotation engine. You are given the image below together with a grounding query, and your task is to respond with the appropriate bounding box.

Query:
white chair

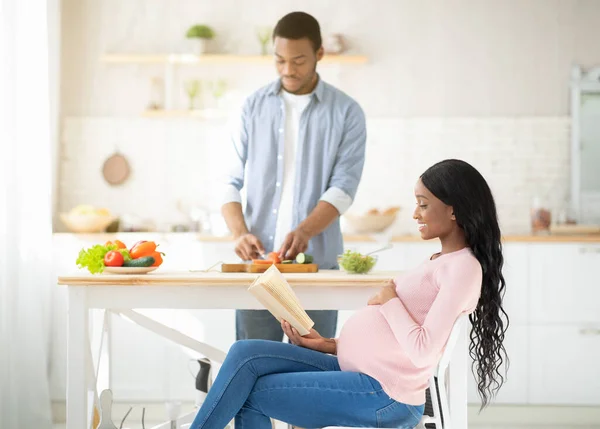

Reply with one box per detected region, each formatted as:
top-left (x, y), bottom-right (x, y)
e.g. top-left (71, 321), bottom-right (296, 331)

top-left (323, 314), bottom-right (468, 429)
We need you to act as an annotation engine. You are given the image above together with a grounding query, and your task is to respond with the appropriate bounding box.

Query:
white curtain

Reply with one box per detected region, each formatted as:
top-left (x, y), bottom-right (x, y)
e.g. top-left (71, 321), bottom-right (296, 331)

top-left (0, 0), bottom-right (54, 427)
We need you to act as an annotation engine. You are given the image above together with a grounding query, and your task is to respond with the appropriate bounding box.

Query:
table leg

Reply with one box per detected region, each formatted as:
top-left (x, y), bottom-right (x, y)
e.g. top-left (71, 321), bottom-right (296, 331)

top-left (67, 287), bottom-right (89, 429)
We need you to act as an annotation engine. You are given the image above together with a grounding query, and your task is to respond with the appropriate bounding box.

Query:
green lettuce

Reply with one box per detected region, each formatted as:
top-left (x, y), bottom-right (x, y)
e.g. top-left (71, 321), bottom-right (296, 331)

top-left (76, 244), bottom-right (131, 274)
top-left (338, 249), bottom-right (377, 274)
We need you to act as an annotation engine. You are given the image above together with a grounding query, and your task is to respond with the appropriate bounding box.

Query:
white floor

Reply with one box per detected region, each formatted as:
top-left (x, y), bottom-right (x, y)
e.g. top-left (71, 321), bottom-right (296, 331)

top-left (52, 404), bottom-right (600, 429)
top-left (53, 425), bottom-right (600, 429)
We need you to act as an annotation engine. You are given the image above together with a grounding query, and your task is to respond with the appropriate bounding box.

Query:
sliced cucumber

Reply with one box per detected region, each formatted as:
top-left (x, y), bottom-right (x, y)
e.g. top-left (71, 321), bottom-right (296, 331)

top-left (295, 253), bottom-right (313, 264)
top-left (123, 256), bottom-right (155, 267)
top-left (281, 260), bottom-right (293, 264)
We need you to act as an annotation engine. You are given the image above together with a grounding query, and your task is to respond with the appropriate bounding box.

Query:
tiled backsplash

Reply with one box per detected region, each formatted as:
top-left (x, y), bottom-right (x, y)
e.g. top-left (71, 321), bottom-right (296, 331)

top-left (60, 116), bottom-right (571, 235)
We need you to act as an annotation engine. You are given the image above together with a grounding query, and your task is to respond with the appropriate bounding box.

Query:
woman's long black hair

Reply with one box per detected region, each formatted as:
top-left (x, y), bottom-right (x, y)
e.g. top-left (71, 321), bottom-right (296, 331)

top-left (421, 159), bottom-right (509, 409)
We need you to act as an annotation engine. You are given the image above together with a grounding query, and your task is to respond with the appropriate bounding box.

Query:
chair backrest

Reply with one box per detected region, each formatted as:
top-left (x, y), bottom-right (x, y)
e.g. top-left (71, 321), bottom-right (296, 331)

top-left (436, 313), bottom-right (469, 377)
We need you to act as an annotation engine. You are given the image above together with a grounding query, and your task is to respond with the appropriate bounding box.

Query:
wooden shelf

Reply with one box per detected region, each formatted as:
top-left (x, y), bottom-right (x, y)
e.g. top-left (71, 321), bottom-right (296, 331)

top-left (102, 53), bottom-right (369, 65)
top-left (142, 109), bottom-right (229, 119)
top-left (106, 53), bottom-right (368, 114)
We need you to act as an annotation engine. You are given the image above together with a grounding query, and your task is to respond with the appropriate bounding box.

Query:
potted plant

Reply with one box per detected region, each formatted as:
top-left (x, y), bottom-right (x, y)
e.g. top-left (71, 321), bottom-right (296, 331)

top-left (185, 24), bottom-right (215, 55)
top-left (256, 26), bottom-right (272, 55)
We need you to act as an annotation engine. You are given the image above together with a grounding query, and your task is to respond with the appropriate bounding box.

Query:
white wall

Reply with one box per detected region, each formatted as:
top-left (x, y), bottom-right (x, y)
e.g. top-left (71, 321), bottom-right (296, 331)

top-left (60, 0), bottom-right (600, 117)
top-left (56, 0), bottom-right (600, 235)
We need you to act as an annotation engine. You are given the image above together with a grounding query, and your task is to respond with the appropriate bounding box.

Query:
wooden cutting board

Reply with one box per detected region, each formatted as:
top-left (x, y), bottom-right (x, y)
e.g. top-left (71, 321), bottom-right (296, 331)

top-left (221, 263), bottom-right (319, 273)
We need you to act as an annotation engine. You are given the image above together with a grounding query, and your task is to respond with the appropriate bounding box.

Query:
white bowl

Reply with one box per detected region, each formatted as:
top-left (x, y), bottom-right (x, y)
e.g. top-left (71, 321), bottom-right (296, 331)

top-left (343, 213), bottom-right (398, 233)
top-left (60, 213), bottom-right (115, 233)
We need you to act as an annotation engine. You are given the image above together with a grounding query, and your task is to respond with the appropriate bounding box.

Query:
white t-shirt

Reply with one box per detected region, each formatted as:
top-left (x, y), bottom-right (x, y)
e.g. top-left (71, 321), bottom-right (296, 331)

top-left (273, 90), bottom-right (312, 252)
top-left (221, 87), bottom-right (354, 253)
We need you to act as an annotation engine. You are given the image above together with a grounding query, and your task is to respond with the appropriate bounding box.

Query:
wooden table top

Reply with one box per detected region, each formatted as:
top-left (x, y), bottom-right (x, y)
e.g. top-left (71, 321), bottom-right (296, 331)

top-left (58, 269), bottom-right (402, 287)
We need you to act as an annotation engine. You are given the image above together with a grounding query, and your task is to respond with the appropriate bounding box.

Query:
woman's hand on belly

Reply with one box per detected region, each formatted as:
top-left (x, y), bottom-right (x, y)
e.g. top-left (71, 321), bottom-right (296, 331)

top-left (367, 280), bottom-right (398, 306)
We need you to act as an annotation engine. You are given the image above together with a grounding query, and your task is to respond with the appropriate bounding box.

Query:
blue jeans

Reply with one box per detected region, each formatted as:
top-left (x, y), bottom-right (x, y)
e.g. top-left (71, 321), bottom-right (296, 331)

top-left (189, 340), bottom-right (424, 429)
top-left (236, 309), bottom-right (338, 340)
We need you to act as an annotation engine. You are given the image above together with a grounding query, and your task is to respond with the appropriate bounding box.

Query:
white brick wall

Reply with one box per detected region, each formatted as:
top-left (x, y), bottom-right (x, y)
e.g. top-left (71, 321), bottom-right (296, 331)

top-left (59, 116), bottom-right (571, 235)
top-left (355, 117), bottom-right (571, 234)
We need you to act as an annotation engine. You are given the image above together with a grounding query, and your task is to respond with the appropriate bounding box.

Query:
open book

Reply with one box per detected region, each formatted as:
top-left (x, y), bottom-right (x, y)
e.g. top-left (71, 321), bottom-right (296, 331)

top-left (248, 265), bottom-right (314, 336)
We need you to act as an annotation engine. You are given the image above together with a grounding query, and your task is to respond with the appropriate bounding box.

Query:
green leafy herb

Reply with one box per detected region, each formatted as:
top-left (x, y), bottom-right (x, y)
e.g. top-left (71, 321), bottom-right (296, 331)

top-left (338, 250), bottom-right (377, 274)
top-left (76, 244), bottom-right (131, 274)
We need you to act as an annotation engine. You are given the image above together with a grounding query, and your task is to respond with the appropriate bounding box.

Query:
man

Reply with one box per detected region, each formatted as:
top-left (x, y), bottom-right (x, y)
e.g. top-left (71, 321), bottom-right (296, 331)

top-left (222, 11), bottom-right (366, 342)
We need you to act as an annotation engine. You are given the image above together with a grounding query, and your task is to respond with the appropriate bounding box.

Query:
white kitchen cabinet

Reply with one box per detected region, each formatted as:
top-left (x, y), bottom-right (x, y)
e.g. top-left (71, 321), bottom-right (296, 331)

top-left (467, 325), bottom-right (529, 405)
top-left (529, 244), bottom-right (600, 324)
top-left (529, 325), bottom-right (600, 405)
top-left (501, 244), bottom-right (529, 326)
top-left (462, 244), bottom-right (529, 405)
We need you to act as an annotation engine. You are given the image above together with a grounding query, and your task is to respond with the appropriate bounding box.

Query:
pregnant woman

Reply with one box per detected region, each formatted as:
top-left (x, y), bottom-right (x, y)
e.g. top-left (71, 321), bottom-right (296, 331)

top-left (189, 159), bottom-right (509, 429)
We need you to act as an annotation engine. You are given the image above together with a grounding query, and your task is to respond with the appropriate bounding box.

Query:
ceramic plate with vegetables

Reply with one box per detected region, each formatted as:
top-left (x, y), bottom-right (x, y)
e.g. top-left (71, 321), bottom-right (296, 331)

top-left (76, 239), bottom-right (165, 274)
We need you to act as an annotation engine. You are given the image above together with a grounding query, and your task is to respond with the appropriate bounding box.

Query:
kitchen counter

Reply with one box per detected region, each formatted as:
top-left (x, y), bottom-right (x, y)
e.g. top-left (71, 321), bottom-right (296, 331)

top-left (53, 232), bottom-right (600, 243)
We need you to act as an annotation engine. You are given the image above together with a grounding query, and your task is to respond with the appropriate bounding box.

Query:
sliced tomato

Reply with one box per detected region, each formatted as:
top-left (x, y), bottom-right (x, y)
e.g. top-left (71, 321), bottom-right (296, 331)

top-left (266, 251), bottom-right (281, 264)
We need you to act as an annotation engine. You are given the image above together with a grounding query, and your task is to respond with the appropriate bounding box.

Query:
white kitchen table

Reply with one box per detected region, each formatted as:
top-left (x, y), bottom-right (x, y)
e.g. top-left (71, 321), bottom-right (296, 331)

top-left (57, 270), bottom-right (469, 429)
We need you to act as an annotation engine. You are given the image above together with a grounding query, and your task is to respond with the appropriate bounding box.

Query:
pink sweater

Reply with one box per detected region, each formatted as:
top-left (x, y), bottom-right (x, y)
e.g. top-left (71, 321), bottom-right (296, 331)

top-left (336, 247), bottom-right (482, 405)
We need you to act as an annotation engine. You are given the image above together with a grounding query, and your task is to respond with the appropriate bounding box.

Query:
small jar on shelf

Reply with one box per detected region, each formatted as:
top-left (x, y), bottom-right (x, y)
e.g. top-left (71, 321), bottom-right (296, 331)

top-left (530, 196), bottom-right (552, 234)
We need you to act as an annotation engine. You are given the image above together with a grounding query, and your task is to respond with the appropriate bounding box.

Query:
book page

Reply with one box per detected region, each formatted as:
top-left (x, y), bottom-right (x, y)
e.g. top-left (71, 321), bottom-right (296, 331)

top-left (248, 265), bottom-right (314, 335)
